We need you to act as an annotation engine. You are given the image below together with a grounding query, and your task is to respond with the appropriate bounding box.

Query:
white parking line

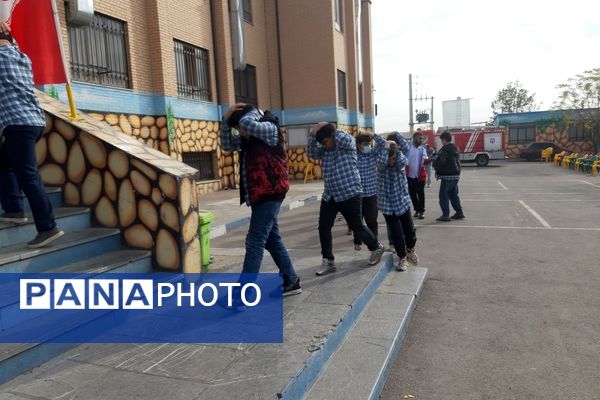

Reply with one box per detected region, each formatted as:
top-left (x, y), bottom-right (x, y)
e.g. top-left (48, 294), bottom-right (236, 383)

top-left (414, 225), bottom-right (600, 232)
top-left (497, 181), bottom-right (508, 190)
top-left (578, 179), bottom-right (600, 188)
top-left (518, 200), bottom-right (552, 229)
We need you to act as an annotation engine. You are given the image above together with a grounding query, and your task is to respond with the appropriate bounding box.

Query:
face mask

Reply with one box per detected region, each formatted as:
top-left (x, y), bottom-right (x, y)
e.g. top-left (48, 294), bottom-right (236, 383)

top-left (361, 147), bottom-right (372, 154)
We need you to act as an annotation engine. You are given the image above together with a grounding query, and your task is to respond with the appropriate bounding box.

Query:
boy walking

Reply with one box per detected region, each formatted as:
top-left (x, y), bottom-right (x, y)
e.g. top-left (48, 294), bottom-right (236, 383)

top-left (433, 131), bottom-right (465, 222)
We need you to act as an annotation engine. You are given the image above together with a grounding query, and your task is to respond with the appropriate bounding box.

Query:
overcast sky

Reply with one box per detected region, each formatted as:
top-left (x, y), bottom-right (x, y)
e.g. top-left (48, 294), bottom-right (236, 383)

top-left (371, 0), bottom-right (600, 132)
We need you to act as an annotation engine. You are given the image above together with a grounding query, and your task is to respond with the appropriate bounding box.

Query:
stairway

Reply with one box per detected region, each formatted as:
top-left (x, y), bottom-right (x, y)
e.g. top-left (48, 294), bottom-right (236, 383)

top-left (0, 187), bottom-right (153, 383)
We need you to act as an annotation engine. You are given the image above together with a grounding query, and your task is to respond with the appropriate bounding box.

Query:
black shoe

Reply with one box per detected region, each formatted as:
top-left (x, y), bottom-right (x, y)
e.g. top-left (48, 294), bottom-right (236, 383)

top-left (283, 278), bottom-right (302, 297)
top-left (417, 213), bottom-right (425, 220)
top-left (0, 212), bottom-right (28, 224)
top-left (27, 227), bottom-right (64, 248)
top-left (436, 216), bottom-right (451, 222)
top-left (413, 211), bottom-right (419, 218)
top-left (451, 213), bottom-right (465, 220)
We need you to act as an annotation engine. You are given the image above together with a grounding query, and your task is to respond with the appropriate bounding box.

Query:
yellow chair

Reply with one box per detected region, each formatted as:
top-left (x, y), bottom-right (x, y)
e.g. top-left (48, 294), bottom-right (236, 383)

top-left (563, 153), bottom-right (577, 168)
top-left (592, 160), bottom-right (600, 176)
top-left (541, 147), bottom-right (553, 162)
top-left (553, 150), bottom-right (566, 165)
top-left (288, 162), bottom-right (314, 183)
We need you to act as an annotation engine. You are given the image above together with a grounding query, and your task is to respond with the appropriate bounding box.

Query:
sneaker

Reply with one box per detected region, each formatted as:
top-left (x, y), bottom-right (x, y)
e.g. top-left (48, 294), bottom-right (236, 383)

top-left (427, 184), bottom-right (432, 188)
top-left (0, 212), bottom-right (28, 224)
top-left (368, 244), bottom-right (385, 266)
top-left (413, 211), bottom-right (419, 218)
top-left (26, 227), bottom-right (64, 249)
top-left (451, 213), bottom-right (465, 220)
top-left (316, 259), bottom-right (336, 276)
top-left (396, 257), bottom-right (409, 271)
top-left (283, 278), bottom-right (302, 297)
top-left (436, 216), bottom-right (451, 222)
top-left (417, 213), bottom-right (425, 220)
top-left (354, 244), bottom-right (362, 251)
top-left (406, 248), bottom-right (419, 265)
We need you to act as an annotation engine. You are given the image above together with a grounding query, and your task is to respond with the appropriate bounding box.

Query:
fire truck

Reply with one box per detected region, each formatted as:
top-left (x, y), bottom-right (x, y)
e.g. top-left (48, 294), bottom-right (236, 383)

top-left (419, 128), bottom-right (507, 167)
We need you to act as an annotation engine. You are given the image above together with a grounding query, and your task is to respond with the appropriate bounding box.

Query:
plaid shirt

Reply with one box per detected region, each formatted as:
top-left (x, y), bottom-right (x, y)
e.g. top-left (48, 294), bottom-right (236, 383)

top-left (357, 134), bottom-right (386, 198)
top-left (377, 147), bottom-right (412, 216)
top-left (220, 108), bottom-right (279, 205)
top-left (308, 130), bottom-right (361, 202)
top-left (0, 43), bottom-right (45, 134)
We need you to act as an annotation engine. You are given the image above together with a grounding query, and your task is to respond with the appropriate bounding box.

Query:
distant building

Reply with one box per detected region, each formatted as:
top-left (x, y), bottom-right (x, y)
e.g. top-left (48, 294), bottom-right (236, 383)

top-left (493, 109), bottom-right (599, 158)
top-left (442, 97), bottom-right (470, 128)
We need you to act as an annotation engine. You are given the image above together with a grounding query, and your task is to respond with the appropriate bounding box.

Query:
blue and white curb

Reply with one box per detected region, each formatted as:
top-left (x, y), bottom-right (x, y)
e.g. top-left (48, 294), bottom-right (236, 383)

top-left (210, 193), bottom-right (323, 239)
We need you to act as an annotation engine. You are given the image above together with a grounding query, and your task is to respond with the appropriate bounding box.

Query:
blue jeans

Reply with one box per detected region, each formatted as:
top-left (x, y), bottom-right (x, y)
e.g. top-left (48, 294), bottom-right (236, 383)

top-left (242, 200), bottom-right (298, 285)
top-left (0, 125), bottom-right (56, 232)
top-left (439, 179), bottom-right (463, 218)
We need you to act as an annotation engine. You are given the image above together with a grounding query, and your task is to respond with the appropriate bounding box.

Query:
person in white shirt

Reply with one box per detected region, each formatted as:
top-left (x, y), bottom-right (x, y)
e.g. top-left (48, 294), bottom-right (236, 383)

top-left (406, 132), bottom-right (428, 219)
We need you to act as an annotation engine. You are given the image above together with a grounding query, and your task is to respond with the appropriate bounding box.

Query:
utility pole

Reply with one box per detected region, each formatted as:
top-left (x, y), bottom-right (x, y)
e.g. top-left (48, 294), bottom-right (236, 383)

top-left (430, 96), bottom-right (434, 132)
top-left (409, 74), bottom-right (414, 134)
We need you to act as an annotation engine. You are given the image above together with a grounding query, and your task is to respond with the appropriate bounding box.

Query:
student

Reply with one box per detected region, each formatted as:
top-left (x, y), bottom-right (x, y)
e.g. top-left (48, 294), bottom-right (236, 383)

top-left (308, 123), bottom-right (384, 276)
top-left (0, 23), bottom-right (63, 248)
top-left (221, 104), bottom-right (301, 296)
top-left (353, 131), bottom-right (386, 251)
top-left (406, 132), bottom-right (428, 219)
top-left (433, 131), bottom-right (465, 222)
top-left (378, 133), bottom-right (418, 271)
top-left (425, 143), bottom-right (436, 188)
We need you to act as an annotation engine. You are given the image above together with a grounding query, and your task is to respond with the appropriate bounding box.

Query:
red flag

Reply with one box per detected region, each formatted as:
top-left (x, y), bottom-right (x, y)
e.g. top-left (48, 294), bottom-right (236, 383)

top-left (5, 0), bottom-right (68, 85)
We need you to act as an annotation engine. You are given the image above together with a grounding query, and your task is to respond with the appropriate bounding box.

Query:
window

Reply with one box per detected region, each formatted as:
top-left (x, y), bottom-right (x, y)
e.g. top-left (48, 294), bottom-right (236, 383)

top-left (334, 0), bottom-right (343, 31)
top-left (337, 70), bottom-right (347, 109)
top-left (234, 65), bottom-right (258, 107)
top-left (174, 40), bottom-right (212, 101)
top-left (287, 126), bottom-right (310, 148)
top-left (508, 125), bottom-right (535, 144)
top-left (358, 82), bottom-right (364, 113)
top-left (568, 123), bottom-right (597, 141)
top-left (182, 152), bottom-right (216, 181)
top-left (67, 10), bottom-right (131, 88)
top-left (242, 0), bottom-right (252, 23)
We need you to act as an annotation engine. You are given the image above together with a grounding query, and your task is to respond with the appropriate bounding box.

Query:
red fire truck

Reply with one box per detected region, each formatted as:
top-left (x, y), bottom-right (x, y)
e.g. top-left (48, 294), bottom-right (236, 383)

top-left (419, 128), bottom-right (507, 167)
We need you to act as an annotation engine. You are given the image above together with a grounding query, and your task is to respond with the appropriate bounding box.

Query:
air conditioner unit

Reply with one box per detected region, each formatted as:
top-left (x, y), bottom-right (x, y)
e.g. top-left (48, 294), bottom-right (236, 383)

top-left (66, 0), bottom-right (94, 26)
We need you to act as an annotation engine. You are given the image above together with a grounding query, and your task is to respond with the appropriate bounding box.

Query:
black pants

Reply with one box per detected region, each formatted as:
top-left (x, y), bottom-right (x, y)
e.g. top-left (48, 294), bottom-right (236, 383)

top-left (319, 195), bottom-right (379, 261)
top-left (407, 177), bottom-right (425, 214)
top-left (384, 211), bottom-right (417, 258)
top-left (0, 125), bottom-right (56, 233)
top-left (353, 195), bottom-right (379, 245)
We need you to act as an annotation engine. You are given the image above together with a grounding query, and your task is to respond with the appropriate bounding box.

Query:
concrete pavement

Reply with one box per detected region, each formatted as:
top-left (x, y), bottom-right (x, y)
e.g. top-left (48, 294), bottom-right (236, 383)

top-left (381, 160), bottom-right (600, 400)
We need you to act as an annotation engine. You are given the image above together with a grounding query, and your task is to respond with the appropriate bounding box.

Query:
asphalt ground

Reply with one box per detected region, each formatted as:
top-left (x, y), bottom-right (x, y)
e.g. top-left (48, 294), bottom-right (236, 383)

top-left (380, 160), bottom-right (600, 400)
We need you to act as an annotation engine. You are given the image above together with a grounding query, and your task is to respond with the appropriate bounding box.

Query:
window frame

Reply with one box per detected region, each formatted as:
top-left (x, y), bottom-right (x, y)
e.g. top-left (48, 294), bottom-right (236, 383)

top-left (66, 8), bottom-right (132, 89)
top-left (181, 151), bottom-right (217, 182)
top-left (508, 124), bottom-right (536, 145)
top-left (334, 0), bottom-right (343, 32)
top-left (242, 0), bottom-right (253, 24)
top-left (287, 125), bottom-right (311, 148)
top-left (174, 39), bottom-right (212, 101)
top-left (337, 69), bottom-right (347, 109)
top-left (234, 64), bottom-right (258, 108)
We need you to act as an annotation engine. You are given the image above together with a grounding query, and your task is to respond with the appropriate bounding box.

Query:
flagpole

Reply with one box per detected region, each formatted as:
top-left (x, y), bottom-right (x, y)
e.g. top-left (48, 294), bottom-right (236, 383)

top-left (50, 0), bottom-right (79, 120)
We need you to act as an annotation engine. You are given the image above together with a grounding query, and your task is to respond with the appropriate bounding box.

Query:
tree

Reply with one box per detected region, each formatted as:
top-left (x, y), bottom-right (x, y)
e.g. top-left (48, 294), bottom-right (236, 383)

top-left (491, 81), bottom-right (538, 118)
top-left (555, 68), bottom-right (600, 146)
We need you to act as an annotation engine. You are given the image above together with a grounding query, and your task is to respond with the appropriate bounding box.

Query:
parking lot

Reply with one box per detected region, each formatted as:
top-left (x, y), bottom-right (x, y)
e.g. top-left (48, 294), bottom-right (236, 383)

top-left (381, 160), bottom-right (600, 400)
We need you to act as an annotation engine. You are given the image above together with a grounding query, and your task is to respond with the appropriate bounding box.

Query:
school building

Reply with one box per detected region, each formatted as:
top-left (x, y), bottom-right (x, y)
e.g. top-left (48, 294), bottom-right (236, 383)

top-left (45, 0), bottom-right (375, 193)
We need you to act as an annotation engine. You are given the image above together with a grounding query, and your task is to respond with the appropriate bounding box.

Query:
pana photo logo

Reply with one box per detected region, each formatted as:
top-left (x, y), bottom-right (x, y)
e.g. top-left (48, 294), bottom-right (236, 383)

top-left (20, 279), bottom-right (262, 310)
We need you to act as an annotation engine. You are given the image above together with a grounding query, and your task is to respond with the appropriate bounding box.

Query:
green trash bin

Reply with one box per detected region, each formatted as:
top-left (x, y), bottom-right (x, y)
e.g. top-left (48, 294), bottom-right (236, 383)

top-left (198, 210), bottom-right (216, 268)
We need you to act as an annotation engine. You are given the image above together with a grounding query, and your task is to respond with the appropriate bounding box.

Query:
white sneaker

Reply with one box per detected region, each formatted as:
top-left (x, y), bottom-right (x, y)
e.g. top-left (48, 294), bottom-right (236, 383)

top-left (316, 259), bottom-right (336, 276)
top-left (368, 244), bottom-right (385, 266)
top-left (354, 244), bottom-right (361, 251)
top-left (396, 257), bottom-right (409, 271)
top-left (406, 249), bottom-right (419, 265)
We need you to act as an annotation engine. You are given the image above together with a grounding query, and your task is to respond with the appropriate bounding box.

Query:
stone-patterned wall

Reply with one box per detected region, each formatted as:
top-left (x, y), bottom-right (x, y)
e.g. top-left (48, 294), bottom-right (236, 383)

top-left (36, 91), bottom-right (201, 273)
top-left (87, 112), bottom-right (171, 156)
top-left (504, 125), bottom-right (596, 158)
top-left (337, 124), bottom-right (359, 137)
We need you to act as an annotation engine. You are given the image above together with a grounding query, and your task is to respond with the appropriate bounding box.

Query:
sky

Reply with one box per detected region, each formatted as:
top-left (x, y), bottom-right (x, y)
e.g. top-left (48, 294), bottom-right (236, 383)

top-left (371, 0), bottom-right (600, 132)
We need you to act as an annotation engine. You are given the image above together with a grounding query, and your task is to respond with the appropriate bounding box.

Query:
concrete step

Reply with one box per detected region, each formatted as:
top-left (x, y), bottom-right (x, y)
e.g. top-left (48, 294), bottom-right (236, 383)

top-left (0, 207), bottom-right (91, 249)
top-left (304, 267), bottom-right (427, 400)
top-left (0, 228), bottom-right (122, 273)
top-left (0, 249), bottom-right (152, 384)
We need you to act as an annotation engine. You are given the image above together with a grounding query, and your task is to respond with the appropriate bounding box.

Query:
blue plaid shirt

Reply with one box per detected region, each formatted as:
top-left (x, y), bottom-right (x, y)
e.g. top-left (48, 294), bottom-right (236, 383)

top-left (0, 43), bottom-right (45, 134)
top-left (357, 134), bottom-right (386, 198)
top-left (220, 108), bottom-right (279, 205)
top-left (377, 146), bottom-right (412, 216)
top-left (308, 130), bottom-right (361, 202)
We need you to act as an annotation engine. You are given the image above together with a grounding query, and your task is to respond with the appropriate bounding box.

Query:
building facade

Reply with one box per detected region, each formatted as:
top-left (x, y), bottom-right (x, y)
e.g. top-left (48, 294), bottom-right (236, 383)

top-left (494, 110), bottom-right (599, 158)
top-left (46, 0), bottom-right (375, 193)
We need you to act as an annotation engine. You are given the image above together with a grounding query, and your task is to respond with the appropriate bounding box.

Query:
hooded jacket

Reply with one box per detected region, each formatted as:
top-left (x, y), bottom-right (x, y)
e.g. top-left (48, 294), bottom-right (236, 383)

top-left (433, 143), bottom-right (461, 176)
